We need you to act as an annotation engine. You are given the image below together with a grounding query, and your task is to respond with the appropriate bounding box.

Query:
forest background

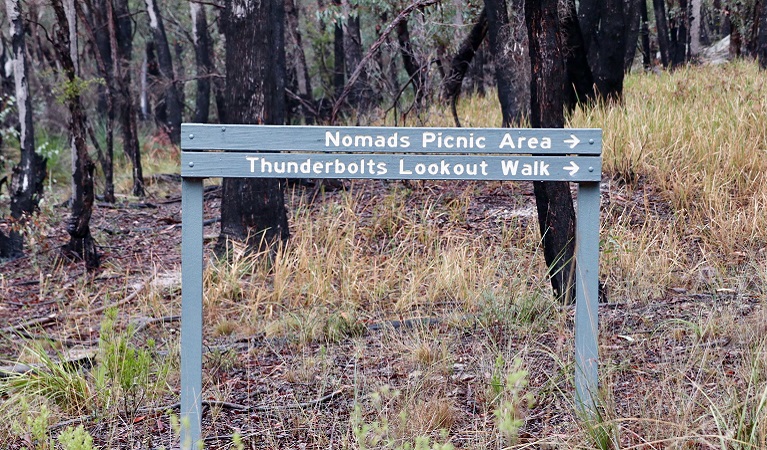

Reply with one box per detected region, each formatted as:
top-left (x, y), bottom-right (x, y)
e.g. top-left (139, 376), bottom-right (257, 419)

top-left (1, 0), bottom-right (767, 448)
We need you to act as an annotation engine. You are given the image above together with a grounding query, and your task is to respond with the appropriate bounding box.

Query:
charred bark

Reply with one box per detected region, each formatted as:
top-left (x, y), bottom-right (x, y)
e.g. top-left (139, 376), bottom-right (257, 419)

top-left (218, 0), bottom-right (289, 253)
top-left (146, 41), bottom-right (165, 124)
top-left (640, 0), bottom-right (652, 69)
top-left (526, 0), bottom-right (577, 303)
top-left (485, 0), bottom-right (529, 126)
top-left (344, 10), bottom-right (373, 113)
top-left (579, 0), bottom-right (626, 101)
top-left (145, 0), bottom-right (182, 144)
top-left (285, 0), bottom-right (314, 121)
top-left (333, 0), bottom-right (345, 97)
top-left (670, 0), bottom-right (689, 67)
top-left (654, 0), bottom-right (672, 67)
top-left (52, 0), bottom-right (99, 269)
top-left (397, 18), bottom-right (426, 107)
top-left (190, 2), bottom-right (213, 123)
top-left (80, 0), bottom-right (115, 203)
top-left (440, 8), bottom-right (488, 105)
top-left (561, 0), bottom-right (595, 112)
top-left (113, 0), bottom-right (145, 197)
top-left (1, 0), bottom-right (47, 259)
top-left (624, 0), bottom-right (641, 71)
top-left (760, 0), bottom-right (767, 68)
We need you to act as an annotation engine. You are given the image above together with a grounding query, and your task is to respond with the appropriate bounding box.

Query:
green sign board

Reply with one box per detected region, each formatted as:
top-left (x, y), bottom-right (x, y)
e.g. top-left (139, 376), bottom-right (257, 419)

top-left (179, 124), bottom-right (602, 448)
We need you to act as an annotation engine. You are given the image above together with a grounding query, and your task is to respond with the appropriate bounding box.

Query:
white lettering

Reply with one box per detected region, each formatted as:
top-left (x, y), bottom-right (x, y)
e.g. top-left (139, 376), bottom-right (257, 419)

top-left (247, 156), bottom-right (259, 172)
top-left (501, 160), bottom-right (519, 175)
top-left (326, 131), bottom-right (340, 146)
top-left (499, 133), bottom-right (516, 149)
top-left (423, 132), bottom-right (436, 147)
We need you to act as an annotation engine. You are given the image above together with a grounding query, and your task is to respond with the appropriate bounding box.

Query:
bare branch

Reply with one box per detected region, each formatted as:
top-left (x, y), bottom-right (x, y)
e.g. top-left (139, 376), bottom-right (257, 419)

top-left (330, 0), bottom-right (441, 123)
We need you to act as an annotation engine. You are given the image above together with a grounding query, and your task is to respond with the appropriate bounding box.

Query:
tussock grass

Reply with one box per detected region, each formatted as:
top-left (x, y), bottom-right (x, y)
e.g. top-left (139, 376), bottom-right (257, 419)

top-left (3, 63), bottom-right (767, 448)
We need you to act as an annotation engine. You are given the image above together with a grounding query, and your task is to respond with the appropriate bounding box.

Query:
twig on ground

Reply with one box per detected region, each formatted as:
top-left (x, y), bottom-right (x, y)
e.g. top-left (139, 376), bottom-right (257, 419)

top-left (130, 315), bottom-right (181, 334)
top-left (139, 388), bottom-right (346, 415)
top-left (1, 313), bottom-right (58, 334)
top-left (71, 276), bottom-right (153, 317)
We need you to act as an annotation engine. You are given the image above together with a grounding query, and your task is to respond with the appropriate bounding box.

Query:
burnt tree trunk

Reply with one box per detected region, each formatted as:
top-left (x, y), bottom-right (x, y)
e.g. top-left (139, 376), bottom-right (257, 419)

top-left (190, 2), bottom-right (212, 123)
top-left (285, 0), bottom-right (314, 121)
top-left (333, 0), bottom-right (345, 97)
top-left (146, 41), bottom-right (164, 123)
top-left (113, 0), bottom-right (145, 197)
top-left (485, 0), bottom-right (529, 126)
top-left (145, 0), bottom-right (182, 144)
top-left (579, 0), bottom-right (626, 101)
top-left (1, 0), bottom-right (47, 259)
top-left (760, 0), bottom-right (767, 68)
top-left (624, 0), bottom-right (641, 71)
top-left (561, 0), bottom-right (595, 112)
top-left (344, 8), bottom-right (372, 113)
top-left (640, 0), bottom-right (652, 69)
top-left (670, 0), bottom-right (688, 67)
top-left (218, 0), bottom-right (289, 253)
top-left (397, 18), bottom-right (426, 107)
top-left (52, 0), bottom-right (99, 269)
top-left (654, 0), bottom-right (672, 67)
top-left (526, 0), bottom-right (577, 303)
top-left (440, 8), bottom-right (488, 103)
top-left (82, 0), bottom-right (115, 203)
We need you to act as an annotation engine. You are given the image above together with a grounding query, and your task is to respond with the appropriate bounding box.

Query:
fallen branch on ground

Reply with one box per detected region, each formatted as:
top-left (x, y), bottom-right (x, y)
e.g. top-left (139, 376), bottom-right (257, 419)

top-left (139, 388), bottom-right (346, 415)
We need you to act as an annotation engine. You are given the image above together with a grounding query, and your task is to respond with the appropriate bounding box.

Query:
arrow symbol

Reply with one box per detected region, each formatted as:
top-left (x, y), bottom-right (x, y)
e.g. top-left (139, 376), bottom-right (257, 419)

top-left (564, 134), bottom-right (580, 149)
top-left (564, 161), bottom-right (579, 176)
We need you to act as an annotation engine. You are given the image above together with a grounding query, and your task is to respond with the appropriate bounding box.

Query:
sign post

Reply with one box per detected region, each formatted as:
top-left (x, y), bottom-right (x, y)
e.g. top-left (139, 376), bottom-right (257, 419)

top-left (179, 124), bottom-right (602, 447)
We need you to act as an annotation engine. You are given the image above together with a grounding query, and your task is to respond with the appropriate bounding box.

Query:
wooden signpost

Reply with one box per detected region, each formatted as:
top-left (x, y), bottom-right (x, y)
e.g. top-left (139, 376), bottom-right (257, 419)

top-left (180, 124), bottom-right (602, 448)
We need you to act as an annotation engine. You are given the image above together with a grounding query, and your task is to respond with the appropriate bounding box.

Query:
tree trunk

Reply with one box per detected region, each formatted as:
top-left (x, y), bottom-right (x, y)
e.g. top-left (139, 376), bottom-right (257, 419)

top-left (333, 0), bottom-right (345, 97)
top-left (397, 18), bottom-right (426, 107)
top-left (52, 0), bottom-right (99, 269)
top-left (654, 0), bottom-right (671, 67)
top-left (1, 0), bottom-right (47, 259)
top-left (113, 0), bottom-right (145, 197)
top-left (140, 48), bottom-right (150, 120)
top-left (470, 44), bottom-right (486, 95)
top-left (624, 0), bottom-right (641, 71)
top-left (145, 0), bottom-right (182, 144)
top-left (81, 0), bottom-right (116, 203)
top-left (561, 0), bottom-right (595, 112)
top-left (285, 0), bottom-right (314, 122)
top-left (344, 7), bottom-right (372, 113)
top-left (440, 8), bottom-right (488, 104)
top-left (690, 0), bottom-right (702, 56)
top-left (218, 0), bottom-right (289, 253)
top-left (670, 0), bottom-right (688, 67)
top-left (146, 41), bottom-right (165, 124)
top-left (640, 0), bottom-right (652, 68)
top-left (485, 0), bottom-right (529, 126)
top-left (759, 0), bottom-right (767, 68)
top-left (190, 2), bottom-right (212, 123)
top-left (579, 0), bottom-right (626, 100)
top-left (526, 0), bottom-right (577, 303)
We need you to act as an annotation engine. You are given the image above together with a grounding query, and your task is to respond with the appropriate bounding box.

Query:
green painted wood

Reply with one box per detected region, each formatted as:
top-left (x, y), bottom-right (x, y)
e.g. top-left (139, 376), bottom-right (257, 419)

top-left (179, 123), bottom-right (603, 442)
top-left (181, 124), bottom-right (602, 155)
top-left (575, 181), bottom-right (601, 415)
top-left (181, 178), bottom-right (204, 450)
top-left (181, 152), bottom-right (601, 182)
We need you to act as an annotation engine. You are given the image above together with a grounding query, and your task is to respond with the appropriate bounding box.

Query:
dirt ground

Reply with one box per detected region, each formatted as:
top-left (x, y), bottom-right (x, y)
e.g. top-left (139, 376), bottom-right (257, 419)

top-left (1, 176), bottom-right (764, 449)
